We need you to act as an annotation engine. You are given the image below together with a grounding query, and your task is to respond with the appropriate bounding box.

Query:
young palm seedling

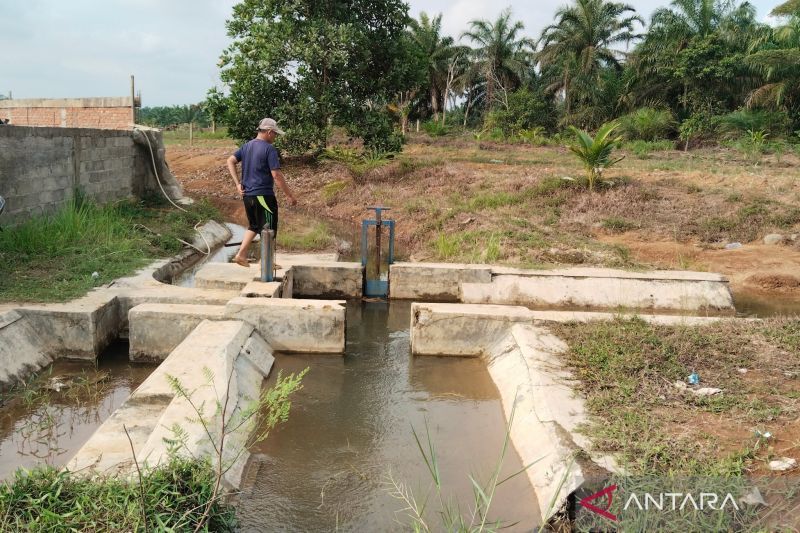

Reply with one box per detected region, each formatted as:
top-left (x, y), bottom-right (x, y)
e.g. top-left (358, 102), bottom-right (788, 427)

top-left (568, 121), bottom-right (624, 192)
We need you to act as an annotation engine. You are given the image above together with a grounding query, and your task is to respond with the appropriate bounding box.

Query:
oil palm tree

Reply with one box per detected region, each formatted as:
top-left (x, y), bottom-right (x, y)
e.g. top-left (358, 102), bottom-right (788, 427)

top-left (537, 0), bottom-right (642, 122)
top-left (461, 9), bottom-right (535, 111)
top-left (408, 12), bottom-right (460, 121)
top-left (632, 0), bottom-right (758, 112)
top-left (745, 2), bottom-right (800, 118)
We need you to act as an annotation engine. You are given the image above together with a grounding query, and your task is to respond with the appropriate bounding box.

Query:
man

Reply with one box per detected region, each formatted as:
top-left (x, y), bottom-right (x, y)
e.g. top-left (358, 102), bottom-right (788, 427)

top-left (227, 117), bottom-right (297, 267)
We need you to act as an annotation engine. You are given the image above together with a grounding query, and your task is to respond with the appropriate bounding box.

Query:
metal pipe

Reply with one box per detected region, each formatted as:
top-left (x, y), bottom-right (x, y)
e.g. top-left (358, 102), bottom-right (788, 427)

top-left (260, 229), bottom-right (274, 282)
top-left (375, 209), bottom-right (382, 279)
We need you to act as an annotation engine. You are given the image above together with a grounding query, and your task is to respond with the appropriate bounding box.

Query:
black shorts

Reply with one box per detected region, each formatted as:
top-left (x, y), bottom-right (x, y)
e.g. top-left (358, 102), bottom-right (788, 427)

top-left (243, 195), bottom-right (278, 237)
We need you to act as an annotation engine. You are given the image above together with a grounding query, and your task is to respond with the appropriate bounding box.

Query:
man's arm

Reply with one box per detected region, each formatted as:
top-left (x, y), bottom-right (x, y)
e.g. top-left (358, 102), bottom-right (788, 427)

top-left (227, 155), bottom-right (244, 196)
top-left (272, 169), bottom-right (297, 206)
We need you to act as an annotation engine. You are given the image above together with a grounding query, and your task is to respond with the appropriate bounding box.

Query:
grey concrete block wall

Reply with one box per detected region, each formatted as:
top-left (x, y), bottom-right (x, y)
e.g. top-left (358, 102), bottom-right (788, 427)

top-left (0, 125), bottom-right (157, 226)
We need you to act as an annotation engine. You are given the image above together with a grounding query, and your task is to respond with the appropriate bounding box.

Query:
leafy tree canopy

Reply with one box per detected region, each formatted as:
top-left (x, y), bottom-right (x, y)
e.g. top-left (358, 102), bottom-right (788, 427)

top-left (217, 0), bottom-right (418, 153)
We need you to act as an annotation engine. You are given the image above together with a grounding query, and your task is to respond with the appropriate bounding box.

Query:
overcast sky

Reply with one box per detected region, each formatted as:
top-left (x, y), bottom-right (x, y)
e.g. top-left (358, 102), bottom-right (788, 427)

top-left (0, 0), bottom-right (781, 106)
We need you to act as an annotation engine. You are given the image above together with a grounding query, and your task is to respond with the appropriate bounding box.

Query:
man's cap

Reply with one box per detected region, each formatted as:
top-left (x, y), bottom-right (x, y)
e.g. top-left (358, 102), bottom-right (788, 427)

top-left (256, 118), bottom-right (285, 135)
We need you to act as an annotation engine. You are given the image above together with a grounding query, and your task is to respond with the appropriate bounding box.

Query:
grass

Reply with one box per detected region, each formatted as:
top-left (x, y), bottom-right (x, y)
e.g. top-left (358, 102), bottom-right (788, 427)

top-left (624, 139), bottom-right (675, 158)
top-left (321, 180), bottom-right (348, 203)
top-left (0, 194), bottom-right (220, 303)
top-left (0, 458), bottom-right (237, 531)
top-left (432, 230), bottom-right (506, 263)
top-left (277, 221), bottom-right (332, 251)
top-left (552, 318), bottom-right (800, 477)
top-left (601, 217), bottom-right (638, 233)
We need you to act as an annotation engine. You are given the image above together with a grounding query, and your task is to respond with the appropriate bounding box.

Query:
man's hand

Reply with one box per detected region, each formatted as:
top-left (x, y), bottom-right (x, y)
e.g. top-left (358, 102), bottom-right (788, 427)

top-left (236, 183), bottom-right (244, 197)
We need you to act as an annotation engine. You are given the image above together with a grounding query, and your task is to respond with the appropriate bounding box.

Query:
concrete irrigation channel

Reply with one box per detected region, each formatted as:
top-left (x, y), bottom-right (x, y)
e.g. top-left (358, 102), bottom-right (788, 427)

top-left (0, 220), bottom-right (741, 528)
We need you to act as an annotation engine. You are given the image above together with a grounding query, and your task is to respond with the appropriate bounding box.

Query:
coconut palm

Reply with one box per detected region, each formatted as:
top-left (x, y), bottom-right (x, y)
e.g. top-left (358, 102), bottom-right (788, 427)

top-left (461, 9), bottom-right (535, 111)
top-left (537, 0), bottom-right (642, 120)
top-left (408, 12), bottom-right (461, 121)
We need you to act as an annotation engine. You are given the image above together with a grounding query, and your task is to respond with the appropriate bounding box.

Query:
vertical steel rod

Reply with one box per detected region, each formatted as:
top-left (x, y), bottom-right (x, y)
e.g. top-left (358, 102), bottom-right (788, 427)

top-left (375, 209), bottom-right (382, 279)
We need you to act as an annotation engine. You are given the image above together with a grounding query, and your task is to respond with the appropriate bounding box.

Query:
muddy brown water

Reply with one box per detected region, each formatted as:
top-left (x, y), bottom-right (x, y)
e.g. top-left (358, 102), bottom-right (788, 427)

top-left (235, 301), bottom-right (540, 532)
top-left (0, 341), bottom-right (155, 481)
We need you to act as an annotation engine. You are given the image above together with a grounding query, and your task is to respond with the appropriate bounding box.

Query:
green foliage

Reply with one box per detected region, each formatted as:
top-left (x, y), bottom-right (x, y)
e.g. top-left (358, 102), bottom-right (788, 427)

top-left (567, 121), bottom-right (625, 191)
top-left (553, 318), bottom-right (763, 475)
top-left (462, 9), bottom-right (536, 111)
top-left (0, 459), bottom-right (237, 531)
top-left (277, 221), bottom-right (334, 250)
top-left (618, 107), bottom-right (676, 141)
top-left (482, 88), bottom-right (556, 136)
top-left (537, 0), bottom-right (643, 124)
top-left (678, 113), bottom-right (717, 150)
top-left (422, 120), bottom-right (451, 137)
top-left (718, 109), bottom-right (790, 138)
top-left (624, 139), bottom-right (675, 157)
top-left (321, 180), bottom-right (348, 202)
top-left (347, 108), bottom-right (404, 153)
top-left (218, 0), bottom-right (415, 152)
top-left (321, 146), bottom-right (394, 179)
top-left (139, 104), bottom-right (211, 128)
top-left (0, 196), bottom-right (219, 303)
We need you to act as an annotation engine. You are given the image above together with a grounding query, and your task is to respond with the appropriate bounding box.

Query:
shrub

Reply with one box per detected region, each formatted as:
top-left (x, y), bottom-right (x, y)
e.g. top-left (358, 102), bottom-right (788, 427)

top-left (348, 109), bottom-right (403, 153)
top-left (679, 113), bottom-right (717, 151)
top-left (618, 108), bottom-right (676, 141)
top-left (482, 88), bottom-right (556, 137)
top-left (718, 109), bottom-right (790, 139)
top-left (422, 120), bottom-right (450, 137)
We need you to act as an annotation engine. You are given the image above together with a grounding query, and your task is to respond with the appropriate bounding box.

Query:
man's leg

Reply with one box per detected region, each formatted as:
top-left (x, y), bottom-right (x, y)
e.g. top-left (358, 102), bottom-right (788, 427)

top-left (234, 196), bottom-right (265, 267)
top-left (234, 230), bottom-right (257, 266)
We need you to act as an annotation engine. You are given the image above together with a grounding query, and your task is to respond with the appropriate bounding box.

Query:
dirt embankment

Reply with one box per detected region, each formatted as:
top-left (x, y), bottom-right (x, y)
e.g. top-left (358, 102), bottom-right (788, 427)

top-left (166, 136), bottom-right (800, 306)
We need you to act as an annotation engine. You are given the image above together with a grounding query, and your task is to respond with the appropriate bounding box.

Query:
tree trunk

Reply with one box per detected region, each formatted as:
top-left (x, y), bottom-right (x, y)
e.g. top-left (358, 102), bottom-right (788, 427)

top-left (430, 87), bottom-right (439, 123)
top-left (189, 122), bottom-right (193, 146)
top-left (211, 119), bottom-right (216, 134)
top-left (486, 67), bottom-right (495, 111)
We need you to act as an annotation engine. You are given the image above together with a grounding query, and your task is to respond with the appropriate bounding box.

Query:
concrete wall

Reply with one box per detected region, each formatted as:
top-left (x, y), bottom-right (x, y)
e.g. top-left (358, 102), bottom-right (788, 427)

top-left (409, 302), bottom-right (614, 523)
top-left (0, 97), bottom-right (136, 129)
top-left (0, 125), bottom-right (182, 226)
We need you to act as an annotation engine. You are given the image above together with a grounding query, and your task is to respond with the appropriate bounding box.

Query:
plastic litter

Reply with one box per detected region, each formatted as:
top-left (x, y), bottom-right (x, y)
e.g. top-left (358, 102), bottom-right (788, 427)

top-left (687, 372), bottom-right (700, 385)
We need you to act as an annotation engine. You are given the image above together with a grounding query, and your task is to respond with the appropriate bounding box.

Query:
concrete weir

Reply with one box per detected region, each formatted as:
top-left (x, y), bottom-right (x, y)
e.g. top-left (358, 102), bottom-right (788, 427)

top-left (0, 221), bottom-right (750, 525)
top-left (392, 263), bottom-right (735, 313)
top-left (68, 320), bottom-right (274, 488)
top-left (410, 302), bottom-right (618, 522)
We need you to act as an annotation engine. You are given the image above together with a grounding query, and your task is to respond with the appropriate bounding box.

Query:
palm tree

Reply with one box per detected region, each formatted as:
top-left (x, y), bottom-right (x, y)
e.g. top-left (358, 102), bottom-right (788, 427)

top-left (461, 9), bottom-right (535, 111)
top-left (632, 0), bottom-right (759, 112)
top-left (537, 0), bottom-right (642, 120)
top-left (745, 3), bottom-right (800, 118)
top-left (408, 12), bottom-right (460, 121)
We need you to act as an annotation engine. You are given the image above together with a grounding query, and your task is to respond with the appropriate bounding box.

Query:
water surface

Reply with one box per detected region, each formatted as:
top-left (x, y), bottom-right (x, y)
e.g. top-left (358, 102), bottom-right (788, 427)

top-left (236, 301), bottom-right (540, 532)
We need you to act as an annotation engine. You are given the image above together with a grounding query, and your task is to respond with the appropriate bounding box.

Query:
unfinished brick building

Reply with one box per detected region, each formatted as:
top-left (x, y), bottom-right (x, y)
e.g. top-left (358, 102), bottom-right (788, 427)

top-left (0, 97), bottom-right (139, 130)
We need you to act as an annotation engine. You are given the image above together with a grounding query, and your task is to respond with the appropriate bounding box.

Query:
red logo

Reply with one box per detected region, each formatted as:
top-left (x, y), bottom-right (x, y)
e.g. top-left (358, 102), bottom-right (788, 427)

top-left (579, 484), bottom-right (619, 521)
